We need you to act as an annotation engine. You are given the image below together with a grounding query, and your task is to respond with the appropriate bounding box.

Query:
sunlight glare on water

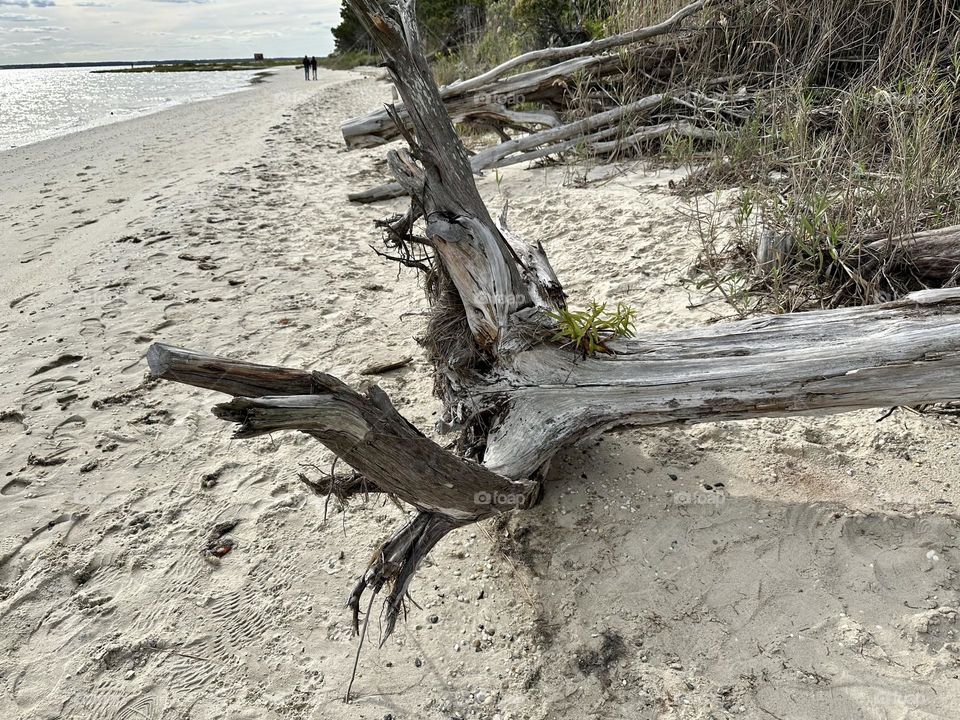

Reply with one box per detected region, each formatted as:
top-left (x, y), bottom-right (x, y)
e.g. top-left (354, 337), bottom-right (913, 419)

top-left (0, 66), bottom-right (260, 151)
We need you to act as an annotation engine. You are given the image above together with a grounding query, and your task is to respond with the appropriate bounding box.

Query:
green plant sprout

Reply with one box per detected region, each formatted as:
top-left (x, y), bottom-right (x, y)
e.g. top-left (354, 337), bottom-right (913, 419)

top-left (547, 300), bottom-right (637, 357)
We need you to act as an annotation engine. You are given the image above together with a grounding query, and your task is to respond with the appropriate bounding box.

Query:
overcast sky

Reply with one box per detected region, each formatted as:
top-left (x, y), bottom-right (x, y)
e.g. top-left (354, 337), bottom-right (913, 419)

top-left (0, 0), bottom-right (339, 64)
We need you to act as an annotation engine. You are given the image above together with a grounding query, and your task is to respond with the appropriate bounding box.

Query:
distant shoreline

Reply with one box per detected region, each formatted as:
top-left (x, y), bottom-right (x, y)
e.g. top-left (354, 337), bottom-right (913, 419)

top-left (0, 58), bottom-right (300, 71)
top-left (94, 60), bottom-right (296, 74)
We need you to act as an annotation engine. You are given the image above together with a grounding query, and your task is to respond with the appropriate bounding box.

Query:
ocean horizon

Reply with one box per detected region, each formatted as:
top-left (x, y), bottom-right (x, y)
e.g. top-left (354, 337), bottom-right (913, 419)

top-left (0, 65), bottom-right (263, 152)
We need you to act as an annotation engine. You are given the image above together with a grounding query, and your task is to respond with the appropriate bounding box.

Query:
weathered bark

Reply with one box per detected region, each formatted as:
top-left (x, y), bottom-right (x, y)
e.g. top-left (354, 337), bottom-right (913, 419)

top-left (757, 224), bottom-right (960, 282)
top-left (480, 287), bottom-right (960, 477)
top-left (147, 344), bottom-right (534, 520)
top-left (869, 224), bottom-right (960, 281)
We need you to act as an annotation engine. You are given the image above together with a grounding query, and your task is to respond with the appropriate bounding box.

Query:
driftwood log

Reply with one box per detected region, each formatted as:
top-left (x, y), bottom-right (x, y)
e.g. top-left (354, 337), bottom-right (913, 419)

top-left (870, 225), bottom-right (960, 281)
top-left (757, 224), bottom-right (960, 283)
top-left (342, 1), bottom-right (723, 203)
top-left (349, 94), bottom-right (720, 203)
top-left (147, 0), bottom-right (960, 696)
top-left (340, 0), bottom-right (705, 149)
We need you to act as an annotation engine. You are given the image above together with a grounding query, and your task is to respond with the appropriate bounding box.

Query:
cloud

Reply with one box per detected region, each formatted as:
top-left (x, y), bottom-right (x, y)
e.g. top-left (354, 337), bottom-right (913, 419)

top-left (1, 0), bottom-right (338, 64)
top-left (5, 33), bottom-right (55, 45)
top-left (0, 0), bottom-right (55, 7)
top-left (0, 23), bottom-right (65, 30)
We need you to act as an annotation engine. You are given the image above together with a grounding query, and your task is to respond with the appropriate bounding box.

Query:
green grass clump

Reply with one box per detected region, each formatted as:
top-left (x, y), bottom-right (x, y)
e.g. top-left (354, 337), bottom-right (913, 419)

top-left (547, 301), bottom-right (636, 357)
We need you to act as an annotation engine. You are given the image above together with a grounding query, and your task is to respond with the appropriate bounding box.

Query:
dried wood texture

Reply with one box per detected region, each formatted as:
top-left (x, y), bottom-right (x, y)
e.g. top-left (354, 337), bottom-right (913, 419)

top-left (147, 343), bottom-right (534, 521)
top-left (870, 224), bottom-right (960, 280)
top-left (479, 288), bottom-right (960, 477)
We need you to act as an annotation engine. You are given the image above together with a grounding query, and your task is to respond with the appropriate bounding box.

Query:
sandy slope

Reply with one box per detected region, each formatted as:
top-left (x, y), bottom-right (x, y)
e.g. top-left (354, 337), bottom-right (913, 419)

top-left (1, 67), bottom-right (959, 720)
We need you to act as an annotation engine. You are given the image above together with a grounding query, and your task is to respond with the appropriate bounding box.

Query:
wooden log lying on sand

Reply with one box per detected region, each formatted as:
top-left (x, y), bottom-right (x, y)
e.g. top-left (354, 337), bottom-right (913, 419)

top-left (348, 95), bottom-right (718, 203)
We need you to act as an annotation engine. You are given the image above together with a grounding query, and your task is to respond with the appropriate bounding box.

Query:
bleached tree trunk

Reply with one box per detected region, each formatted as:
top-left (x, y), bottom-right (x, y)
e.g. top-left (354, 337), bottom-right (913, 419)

top-left (147, 0), bottom-right (960, 664)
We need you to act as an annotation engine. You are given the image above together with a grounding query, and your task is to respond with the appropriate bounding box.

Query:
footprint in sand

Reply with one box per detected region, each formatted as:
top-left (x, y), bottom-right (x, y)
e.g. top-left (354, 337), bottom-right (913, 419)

top-left (9, 292), bottom-right (38, 310)
top-left (160, 302), bottom-right (192, 326)
top-left (80, 318), bottom-right (105, 338)
top-left (22, 376), bottom-right (80, 412)
top-left (52, 414), bottom-right (87, 439)
top-left (30, 353), bottom-right (83, 377)
top-left (1, 478), bottom-right (31, 496)
top-left (143, 230), bottom-right (173, 246)
top-left (19, 248), bottom-right (53, 265)
top-left (113, 694), bottom-right (168, 720)
top-left (101, 298), bottom-right (126, 320)
top-left (0, 409), bottom-right (27, 430)
top-left (67, 682), bottom-right (168, 720)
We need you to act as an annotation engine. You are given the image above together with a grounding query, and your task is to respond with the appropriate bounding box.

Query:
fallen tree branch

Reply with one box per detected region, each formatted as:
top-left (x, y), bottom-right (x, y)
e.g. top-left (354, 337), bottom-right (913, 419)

top-left (149, 344), bottom-right (534, 521)
top-left (340, 1), bottom-right (705, 147)
top-left (342, 52), bottom-right (627, 148)
top-left (445, 0), bottom-right (706, 95)
top-left (480, 287), bottom-right (960, 477)
top-left (348, 96), bottom-right (723, 203)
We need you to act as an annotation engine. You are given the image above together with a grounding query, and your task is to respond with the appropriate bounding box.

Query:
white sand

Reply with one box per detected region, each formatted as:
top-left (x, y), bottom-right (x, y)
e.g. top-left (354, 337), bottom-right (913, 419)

top-left (1, 67), bottom-right (959, 720)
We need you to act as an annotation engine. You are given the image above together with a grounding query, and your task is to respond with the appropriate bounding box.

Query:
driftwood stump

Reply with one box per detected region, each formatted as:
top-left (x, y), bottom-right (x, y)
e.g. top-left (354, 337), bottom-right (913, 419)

top-left (146, 0), bottom-right (960, 698)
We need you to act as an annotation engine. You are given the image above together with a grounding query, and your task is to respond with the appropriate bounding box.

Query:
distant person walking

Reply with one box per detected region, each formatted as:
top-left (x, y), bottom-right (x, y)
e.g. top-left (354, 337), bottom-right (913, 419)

top-left (311, 56), bottom-right (318, 80)
top-left (303, 55), bottom-right (310, 81)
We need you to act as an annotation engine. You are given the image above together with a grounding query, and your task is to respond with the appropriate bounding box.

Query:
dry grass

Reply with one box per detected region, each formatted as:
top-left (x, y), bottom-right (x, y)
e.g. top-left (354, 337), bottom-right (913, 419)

top-left (667, 0), bottom-right (960, 313)
top-left (427, 0), bottom-right (960, 313)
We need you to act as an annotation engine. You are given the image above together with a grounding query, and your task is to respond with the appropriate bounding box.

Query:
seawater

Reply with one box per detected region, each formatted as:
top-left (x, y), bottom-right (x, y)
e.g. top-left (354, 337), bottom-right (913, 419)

top-left (0, 66), bottom-right (260, 151)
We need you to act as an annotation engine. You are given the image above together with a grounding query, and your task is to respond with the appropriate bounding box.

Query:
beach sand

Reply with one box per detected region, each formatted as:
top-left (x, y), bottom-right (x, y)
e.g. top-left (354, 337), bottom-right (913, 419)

top-left (2, 67), bottom-right (959, 719)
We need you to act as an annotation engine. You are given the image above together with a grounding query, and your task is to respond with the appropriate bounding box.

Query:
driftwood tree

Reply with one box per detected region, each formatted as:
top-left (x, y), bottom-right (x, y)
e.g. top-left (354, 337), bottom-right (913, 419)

top-left (148, 0), bottom-right (960, 688)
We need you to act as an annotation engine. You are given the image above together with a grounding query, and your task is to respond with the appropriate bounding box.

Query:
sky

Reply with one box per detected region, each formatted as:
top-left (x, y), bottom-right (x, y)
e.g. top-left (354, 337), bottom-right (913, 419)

top-left (0, 0), bottom-right (340, 64)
